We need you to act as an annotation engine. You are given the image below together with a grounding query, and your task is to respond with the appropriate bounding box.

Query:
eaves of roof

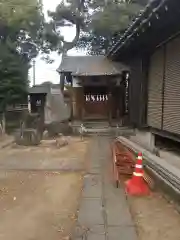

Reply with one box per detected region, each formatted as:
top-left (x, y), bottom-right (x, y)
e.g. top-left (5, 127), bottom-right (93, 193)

top-left (107, 0), bottom-right (169, 58)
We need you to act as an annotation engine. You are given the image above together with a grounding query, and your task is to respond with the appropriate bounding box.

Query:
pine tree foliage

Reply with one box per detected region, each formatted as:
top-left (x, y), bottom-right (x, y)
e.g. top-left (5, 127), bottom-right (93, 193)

top-left (77, 0), bottom-right (148, 54)
top-left (48, 0), bottom-right (149, 55)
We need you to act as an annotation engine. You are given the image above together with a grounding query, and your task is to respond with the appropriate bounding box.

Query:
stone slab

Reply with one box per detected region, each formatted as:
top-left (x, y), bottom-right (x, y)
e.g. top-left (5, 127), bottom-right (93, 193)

top-left (107, 226), bottom-right (138, 240)
top-left (89, 158), bottom-right (101, 169)
top-left (89, 163), bottom-right (101, 170)
top-left (74, 136), bottom-right (137, 240)
top-left (87, 225), bottom-right (105, 240)
top-left (73, 225), bottom-right (105, 240)
top-left (88, 234), bottom-right (105, 240)
top-left (78, 198), bottom-right (104, 225)
top-left (104, 180), bottom-right (127, 201)
top-left (88, 167), bottom-right (101, 174)
top-left (83, 174), bottom-right (102, 198)
top-left (106, 197), bottom-right (133, 226)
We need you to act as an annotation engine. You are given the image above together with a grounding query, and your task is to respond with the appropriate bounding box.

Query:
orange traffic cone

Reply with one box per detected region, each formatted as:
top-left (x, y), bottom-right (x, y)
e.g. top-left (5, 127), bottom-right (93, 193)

top-left (125, 152), bottom-right (150, 196)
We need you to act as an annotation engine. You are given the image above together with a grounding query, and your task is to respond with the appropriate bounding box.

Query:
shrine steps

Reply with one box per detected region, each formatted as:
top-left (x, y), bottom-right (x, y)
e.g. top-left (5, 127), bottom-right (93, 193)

top-left (71, 120), bottom-right (134, 136)
top-left (83, 120), bottom-right (110, 129)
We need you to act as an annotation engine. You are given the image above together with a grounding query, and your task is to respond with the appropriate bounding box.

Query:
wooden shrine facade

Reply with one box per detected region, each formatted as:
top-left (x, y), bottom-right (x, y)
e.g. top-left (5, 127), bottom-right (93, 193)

top-left (57, 56), bottom-right (129, 123)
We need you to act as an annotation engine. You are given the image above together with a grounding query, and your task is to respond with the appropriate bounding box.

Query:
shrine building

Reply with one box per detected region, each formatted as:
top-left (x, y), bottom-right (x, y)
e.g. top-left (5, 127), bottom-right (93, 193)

top-left (57, 55), bottom-right (129, 124)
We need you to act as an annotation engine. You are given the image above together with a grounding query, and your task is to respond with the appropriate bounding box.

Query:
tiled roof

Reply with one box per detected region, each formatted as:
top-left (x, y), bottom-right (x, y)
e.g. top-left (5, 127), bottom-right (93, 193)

top-left (28, 85), bottom-right (49, 94)
top-left (57, 55), bottom-right (129, 76)
top-left (28, 83), bottom-right (60, 94)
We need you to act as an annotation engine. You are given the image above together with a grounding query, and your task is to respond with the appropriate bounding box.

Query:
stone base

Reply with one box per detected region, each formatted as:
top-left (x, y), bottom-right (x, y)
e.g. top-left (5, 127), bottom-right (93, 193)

top-left (45, 122), bottom-right (72, 137)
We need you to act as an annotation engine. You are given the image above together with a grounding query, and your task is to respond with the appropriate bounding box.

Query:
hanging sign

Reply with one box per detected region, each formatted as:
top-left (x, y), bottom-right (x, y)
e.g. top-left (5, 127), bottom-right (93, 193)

top-left (36, 100), bottom-right (42, 106)
top-left (85, 94), bottom-right (108, 102)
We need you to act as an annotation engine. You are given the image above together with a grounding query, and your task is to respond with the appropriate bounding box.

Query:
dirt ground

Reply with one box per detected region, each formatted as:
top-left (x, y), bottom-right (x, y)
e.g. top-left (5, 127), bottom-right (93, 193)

top-left (0, 137), bottom-right (89, 240)
top-left (0, 137), bottom-right (89, 171)
top-left (2, 136), bottom-right (180, 240)
top-left (128, 192), bottom-right (180, 240)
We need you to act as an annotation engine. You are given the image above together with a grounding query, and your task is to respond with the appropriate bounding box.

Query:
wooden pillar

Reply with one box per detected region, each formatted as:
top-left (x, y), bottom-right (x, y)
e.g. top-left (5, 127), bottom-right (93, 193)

top-left (108, 79), bottom-right (113, 124)
top-left (82, 86), bottom-right (85, 121)
top-left (79, 87), bottom-right (84, 121)
top-left (73, 87), bottom-right (84, 120)
top-left (71, 76), bottom-right (84, 121)
top-left (108, 92), bottom-right (112, 124)
top-left (116, 86), bottom-right (121, 121)
top-left (60, 72), bottom-right (65, 91)
top-left (70, 82), bottom-right (74, 121)
top-left (71, 88), bottom-right (76, 120)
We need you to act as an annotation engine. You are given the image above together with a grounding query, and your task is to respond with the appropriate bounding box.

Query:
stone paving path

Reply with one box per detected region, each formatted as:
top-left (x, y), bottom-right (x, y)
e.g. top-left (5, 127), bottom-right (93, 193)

top-left (74, 136), bottom-right (137, 240)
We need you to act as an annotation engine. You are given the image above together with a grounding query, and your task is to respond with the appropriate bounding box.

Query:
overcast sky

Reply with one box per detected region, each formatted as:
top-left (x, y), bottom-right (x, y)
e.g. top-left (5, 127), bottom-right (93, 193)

top-left (29, 0), bottom-right (85, 85)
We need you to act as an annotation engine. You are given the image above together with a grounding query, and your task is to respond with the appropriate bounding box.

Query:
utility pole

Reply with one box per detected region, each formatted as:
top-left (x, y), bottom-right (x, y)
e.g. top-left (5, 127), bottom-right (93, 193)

top-left (32, 59), bottom-right (36, 86)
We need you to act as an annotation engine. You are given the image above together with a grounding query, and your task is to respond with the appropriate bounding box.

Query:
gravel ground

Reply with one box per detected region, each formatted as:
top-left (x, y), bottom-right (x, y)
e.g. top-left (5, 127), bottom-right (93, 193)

top-left (128, 192), bottom-right (180, 240)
